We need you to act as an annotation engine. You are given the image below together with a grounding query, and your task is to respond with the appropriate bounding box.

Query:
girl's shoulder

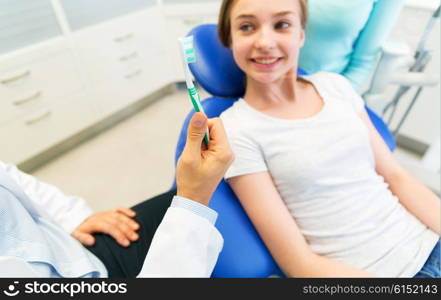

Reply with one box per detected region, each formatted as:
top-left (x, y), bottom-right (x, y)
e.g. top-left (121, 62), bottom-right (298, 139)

top-left (303, 71), bottom-right (355, 97)
top-left (219, 99), bottom-right (251, 130)
top-left (219, 98), bottom-right (245, 122)
top-left (304, 72), bottom-right (365, 113)
top-left (219, 98), bottom-right (271, 140)
top-left (303, 71), bottom-right (350, 86)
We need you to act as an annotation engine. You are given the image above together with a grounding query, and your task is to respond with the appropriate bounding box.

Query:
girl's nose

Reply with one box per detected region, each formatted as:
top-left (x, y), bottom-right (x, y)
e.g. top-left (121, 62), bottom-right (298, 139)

top-left (254, 27), bottom-right (276, 51)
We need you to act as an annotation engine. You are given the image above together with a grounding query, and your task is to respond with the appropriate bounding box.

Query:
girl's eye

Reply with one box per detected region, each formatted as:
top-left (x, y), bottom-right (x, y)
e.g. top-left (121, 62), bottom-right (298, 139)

top-left (239, 24), bottom-right (254, 32)
top-left (275, 21), bottom-right (290, 30)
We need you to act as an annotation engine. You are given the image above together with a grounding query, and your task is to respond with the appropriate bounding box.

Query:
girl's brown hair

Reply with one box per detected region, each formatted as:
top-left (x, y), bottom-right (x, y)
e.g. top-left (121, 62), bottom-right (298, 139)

top-left (218, 0), bottom-right (308, 47)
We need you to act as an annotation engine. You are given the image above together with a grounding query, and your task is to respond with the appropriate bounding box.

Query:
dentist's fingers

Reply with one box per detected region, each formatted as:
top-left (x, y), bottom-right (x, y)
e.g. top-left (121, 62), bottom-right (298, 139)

top-left (183, 112), bottom-right (208, 158)
top-left (206, 118), bottom-right (234, 162)
top-left (206, 118), bottom-right (228, 146)
top-left (176, 115), bottom-right (234, 206)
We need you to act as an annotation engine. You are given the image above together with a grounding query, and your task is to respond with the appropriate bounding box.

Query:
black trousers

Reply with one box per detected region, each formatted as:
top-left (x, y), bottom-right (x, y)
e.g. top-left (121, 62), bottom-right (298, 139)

top-left (86, 189), bottom-right (176, 278)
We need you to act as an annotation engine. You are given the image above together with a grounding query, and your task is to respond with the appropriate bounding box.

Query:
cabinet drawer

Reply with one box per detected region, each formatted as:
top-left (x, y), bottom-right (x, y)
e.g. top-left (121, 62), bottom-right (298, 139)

top-left (0, 50), bottom-right (82, 123)
top-left (72, 7), bottom-right (168, 85)
top-left (72, 11), bottom-right (145, 85)
top-left (0, 92), bottom-right (94, 164)
top-left (74, 7), bottom-right (171, 118)
top-left (0, 89), bottom-right (48, 124)
top-left (90, 59), bottom-right (166, 120)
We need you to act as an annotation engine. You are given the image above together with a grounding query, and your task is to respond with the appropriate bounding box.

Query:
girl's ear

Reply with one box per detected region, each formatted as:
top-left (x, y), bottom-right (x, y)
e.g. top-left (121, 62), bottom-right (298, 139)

top-left (299, 29), bottom-right (305, 48)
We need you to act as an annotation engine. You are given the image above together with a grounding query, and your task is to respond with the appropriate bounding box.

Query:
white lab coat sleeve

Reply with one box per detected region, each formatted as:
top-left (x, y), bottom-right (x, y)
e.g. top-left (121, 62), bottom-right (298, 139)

top-left (0, 161), bottom-right (93, 233)
top-left (137, 207), bottom-right (224, 277)
top-left (0, 256), bottom-right (41, 277)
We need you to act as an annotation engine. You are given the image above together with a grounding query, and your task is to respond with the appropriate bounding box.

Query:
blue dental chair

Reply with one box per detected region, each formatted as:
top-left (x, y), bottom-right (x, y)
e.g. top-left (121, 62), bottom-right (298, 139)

top-left (173, 24), bottom-right (396, 278)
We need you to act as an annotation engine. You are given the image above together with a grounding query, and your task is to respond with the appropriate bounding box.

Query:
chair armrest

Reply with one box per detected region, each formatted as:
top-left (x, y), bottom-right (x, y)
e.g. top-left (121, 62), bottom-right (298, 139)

top-left (366, 39), bottom-right (412, 95)
top-left (382, 39), bottom-right (411, 57)
top-left (390, 71), bottom-right (439, 87)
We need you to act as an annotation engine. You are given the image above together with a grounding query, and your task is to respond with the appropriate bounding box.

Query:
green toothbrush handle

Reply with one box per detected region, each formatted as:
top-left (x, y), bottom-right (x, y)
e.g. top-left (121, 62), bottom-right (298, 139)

top-left (188, 87), bottom-right (210, 146)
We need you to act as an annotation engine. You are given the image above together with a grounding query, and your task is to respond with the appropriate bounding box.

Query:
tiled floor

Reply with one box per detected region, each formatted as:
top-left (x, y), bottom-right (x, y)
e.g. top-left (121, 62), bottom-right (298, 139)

top-left (31, 88), bottom-right (440, 212)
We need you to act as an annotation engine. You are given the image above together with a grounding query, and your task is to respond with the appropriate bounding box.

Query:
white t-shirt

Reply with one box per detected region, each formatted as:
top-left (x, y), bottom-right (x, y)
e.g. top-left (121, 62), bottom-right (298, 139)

top-left (220, 72), bottom-right (439, 277)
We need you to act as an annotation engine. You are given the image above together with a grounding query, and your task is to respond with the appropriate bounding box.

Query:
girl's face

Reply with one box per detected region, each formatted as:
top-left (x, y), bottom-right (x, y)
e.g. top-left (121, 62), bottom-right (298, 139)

top-left (229, 0), bottom-right (305, 85)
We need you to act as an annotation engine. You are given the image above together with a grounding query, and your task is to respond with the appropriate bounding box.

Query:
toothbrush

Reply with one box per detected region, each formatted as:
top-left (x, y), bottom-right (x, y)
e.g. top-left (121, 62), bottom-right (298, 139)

top-left (178, 35), bottom-right (210, 146)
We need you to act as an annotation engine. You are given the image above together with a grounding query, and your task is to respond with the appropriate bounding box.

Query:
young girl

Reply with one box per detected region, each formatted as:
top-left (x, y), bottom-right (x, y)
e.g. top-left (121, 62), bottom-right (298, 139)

top-left (218, 0), bottom-right (440, 277)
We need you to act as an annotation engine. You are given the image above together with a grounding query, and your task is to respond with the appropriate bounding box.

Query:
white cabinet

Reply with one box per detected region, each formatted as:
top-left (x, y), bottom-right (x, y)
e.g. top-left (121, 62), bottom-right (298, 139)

top-left (1, 0), bottom-right (221, 166)
top-left (0, 37), bottom-right (92, 163)
top-left (0, 41), bottom-right (83, 124)
top-left (0, 1), bottom-right (173, 165)
top-left (0, 91), bottom-right (94, 163)
top-left (72, 7), bottom-right (171, 119)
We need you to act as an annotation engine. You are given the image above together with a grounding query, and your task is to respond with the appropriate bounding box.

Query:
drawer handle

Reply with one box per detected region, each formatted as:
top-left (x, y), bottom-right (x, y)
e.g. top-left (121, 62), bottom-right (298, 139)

top-left (124, 69), bottom-right (142, 79)
top-left (0, 70), bottom-right (31, 84)
top-left (13, 91), bottom-right (42, 106)
top-left (119, 52), bottom-right (138, 62)
top-left (25, 110), bottom-right (51, 126)
top-left (114, 33), bottom-right (134, 43)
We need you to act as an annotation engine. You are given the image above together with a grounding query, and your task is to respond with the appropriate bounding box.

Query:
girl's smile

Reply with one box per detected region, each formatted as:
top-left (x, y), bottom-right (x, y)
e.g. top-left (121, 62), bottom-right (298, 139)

top-left (250, 56), bottom-right (284, 70)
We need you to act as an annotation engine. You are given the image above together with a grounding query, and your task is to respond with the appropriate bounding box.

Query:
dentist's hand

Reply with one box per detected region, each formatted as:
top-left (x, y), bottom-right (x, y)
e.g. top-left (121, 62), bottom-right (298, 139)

top-left (72, 207), bottom-right (140, 247)
top-left (176, 112), bottom-right (234, 206)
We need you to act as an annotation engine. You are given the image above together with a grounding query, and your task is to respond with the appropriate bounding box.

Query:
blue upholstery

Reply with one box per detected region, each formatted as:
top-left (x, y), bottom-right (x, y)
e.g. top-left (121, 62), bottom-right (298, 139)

top-left (186, 25), bottom-right (245, 98)
top-left (173, 24), bottom-right (395, 278)
top-left (365, 106), bottom-right (396, 151)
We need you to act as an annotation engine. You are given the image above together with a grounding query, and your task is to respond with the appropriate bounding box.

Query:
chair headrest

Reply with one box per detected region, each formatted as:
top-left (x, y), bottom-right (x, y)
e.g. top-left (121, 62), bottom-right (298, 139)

top-left (188, 24), bottom-right (246, 98)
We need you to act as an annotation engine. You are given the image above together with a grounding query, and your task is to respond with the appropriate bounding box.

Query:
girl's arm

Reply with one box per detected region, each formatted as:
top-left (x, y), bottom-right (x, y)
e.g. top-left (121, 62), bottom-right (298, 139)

top-left (359, 110), bottom-right (441, 235)
top-left (228, 172), bottom-right (375, 277)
